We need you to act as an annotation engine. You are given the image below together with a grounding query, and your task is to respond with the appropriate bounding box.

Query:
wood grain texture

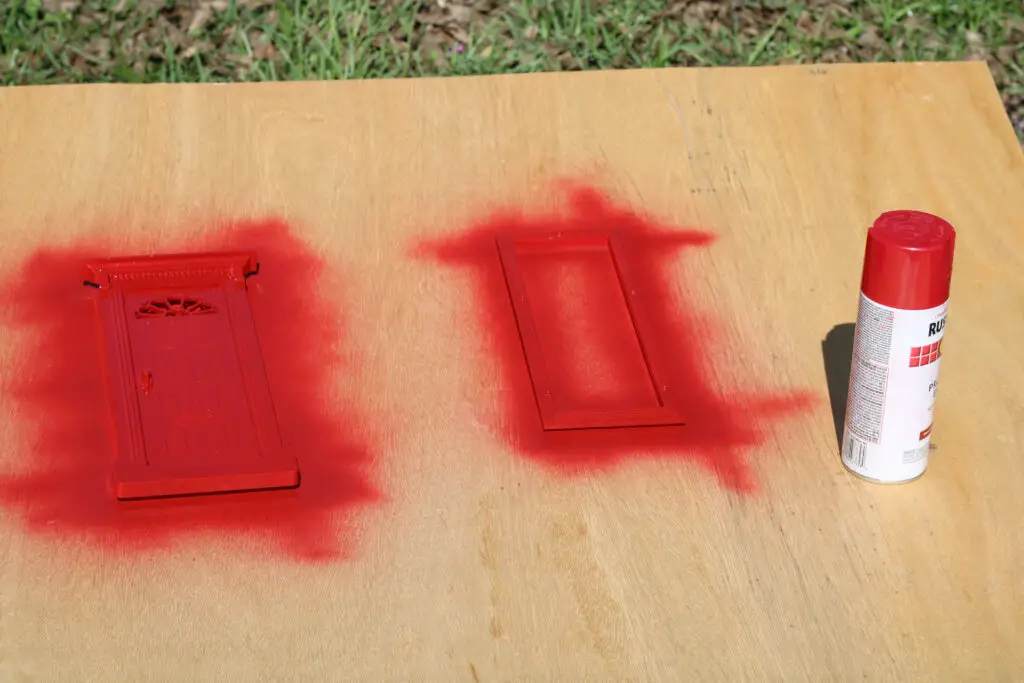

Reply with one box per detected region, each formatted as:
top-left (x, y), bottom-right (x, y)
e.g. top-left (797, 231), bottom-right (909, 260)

top-left (0, 62), bottom-right (1021, 682)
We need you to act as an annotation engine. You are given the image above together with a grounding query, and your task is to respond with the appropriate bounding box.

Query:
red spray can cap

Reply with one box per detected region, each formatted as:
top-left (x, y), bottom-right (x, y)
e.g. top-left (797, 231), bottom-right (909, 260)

top-left (859, 210), bottom-right (956, 310)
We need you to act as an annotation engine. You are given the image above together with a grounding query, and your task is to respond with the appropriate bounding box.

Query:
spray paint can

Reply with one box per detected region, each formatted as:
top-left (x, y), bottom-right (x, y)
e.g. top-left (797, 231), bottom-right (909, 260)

top-left (841, 210), bottom-right (956, 483)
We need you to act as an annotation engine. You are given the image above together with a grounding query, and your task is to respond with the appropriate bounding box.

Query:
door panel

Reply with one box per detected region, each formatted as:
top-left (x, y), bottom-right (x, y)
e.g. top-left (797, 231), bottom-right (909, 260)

top-left (86, 252), bottom-right (299, 500)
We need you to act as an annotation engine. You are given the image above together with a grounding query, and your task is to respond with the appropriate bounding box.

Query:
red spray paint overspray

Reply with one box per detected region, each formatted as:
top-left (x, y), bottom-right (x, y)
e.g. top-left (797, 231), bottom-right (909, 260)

top-left (0, 219), bottom-right (382, 563)
top-left (418, 183), bottom-right (816, 491)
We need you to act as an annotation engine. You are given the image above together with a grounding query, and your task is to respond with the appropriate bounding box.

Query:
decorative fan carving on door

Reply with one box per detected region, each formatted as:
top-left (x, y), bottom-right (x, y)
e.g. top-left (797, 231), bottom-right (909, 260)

top-left (135, 297), bottom-right (217, 318)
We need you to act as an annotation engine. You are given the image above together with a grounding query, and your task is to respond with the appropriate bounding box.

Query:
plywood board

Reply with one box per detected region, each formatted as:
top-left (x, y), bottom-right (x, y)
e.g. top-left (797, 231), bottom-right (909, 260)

top-left (0, 62), bottom-right (1021, 682)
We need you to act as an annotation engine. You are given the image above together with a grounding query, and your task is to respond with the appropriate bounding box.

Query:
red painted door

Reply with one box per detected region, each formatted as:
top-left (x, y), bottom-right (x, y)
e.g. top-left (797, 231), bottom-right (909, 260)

top-left (86, 253), bottom-right (299, 500)
top-left (125, 290), bottom-right (261, 475)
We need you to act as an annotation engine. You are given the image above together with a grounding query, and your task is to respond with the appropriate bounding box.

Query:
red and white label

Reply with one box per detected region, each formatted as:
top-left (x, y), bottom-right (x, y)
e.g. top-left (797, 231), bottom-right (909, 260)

top-left (842, 293), bottom-right (947, 482)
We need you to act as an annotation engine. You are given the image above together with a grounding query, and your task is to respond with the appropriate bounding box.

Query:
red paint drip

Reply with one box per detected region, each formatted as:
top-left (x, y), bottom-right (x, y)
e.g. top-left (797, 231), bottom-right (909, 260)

top-left (417, 183), bottom-right (816, 491)
top-left (0, 219), bottom-right (381, 563)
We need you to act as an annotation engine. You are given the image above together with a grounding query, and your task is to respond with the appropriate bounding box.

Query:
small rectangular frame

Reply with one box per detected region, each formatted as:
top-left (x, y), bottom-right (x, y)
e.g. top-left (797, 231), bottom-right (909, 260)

top-left (496, 231), bottom-right (686, 431)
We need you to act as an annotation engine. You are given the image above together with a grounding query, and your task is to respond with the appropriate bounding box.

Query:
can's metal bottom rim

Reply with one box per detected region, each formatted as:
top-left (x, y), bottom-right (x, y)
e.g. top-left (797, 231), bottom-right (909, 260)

top-left (842, 463), bottom-right (926, 485)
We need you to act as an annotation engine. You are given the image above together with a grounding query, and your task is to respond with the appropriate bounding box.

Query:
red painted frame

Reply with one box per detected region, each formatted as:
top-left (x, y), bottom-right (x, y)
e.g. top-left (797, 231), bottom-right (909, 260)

top-left (85, 251), bottom-right (299, 500)
top-left (496, 231), bottom-right (686, 431)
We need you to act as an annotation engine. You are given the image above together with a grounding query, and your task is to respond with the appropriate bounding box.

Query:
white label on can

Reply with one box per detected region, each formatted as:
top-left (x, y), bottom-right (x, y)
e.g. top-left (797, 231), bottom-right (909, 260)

top-left (841, 292), bottom-right (948, 482)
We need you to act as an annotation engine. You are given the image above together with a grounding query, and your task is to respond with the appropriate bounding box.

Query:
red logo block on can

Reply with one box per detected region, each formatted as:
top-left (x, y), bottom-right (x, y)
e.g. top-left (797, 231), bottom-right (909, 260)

top-left (909, 340), bottom-right (942, 367)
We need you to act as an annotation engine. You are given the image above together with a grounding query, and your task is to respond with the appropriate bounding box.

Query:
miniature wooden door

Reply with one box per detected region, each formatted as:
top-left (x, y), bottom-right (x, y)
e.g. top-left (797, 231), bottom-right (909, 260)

top-left (86, 253), bottom-right (299, 500)
top-left (126, 289), bottom-right (261, 473)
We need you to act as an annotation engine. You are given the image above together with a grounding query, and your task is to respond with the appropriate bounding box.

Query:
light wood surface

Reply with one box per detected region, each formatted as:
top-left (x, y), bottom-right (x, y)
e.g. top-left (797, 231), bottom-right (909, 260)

top-left (0, 62), bottom-right (1021, 682)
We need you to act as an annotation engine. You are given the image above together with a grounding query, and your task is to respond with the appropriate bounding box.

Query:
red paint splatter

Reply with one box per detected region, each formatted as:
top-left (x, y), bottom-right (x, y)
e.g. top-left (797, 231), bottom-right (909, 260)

top-left (417, 183), bottom-right (816, 491)
top-left (0, 219), bottom-right (382, 563)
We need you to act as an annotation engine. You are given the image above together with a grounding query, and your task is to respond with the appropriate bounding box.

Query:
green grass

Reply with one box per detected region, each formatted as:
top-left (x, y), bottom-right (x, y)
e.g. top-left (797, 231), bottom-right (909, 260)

top-left (1, 0), bottom-right (1022, 139)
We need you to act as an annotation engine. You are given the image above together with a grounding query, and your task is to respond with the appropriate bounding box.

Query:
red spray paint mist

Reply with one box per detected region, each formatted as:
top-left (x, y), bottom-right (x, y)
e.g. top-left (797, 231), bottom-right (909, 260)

top-left (0, 219), bottom-right (383, 563)
top-left (841, 210), bottom-right (956, 483)
top-left (417, 182), bottom-right (817, 491)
